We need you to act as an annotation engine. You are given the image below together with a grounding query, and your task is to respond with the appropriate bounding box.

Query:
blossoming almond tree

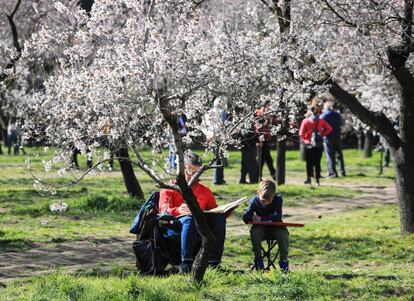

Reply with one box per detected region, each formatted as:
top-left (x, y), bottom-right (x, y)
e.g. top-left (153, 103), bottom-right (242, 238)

top-left (257, 0), bottom-right (414, 233)
top-left (22, 0), bottom-right (299, 281)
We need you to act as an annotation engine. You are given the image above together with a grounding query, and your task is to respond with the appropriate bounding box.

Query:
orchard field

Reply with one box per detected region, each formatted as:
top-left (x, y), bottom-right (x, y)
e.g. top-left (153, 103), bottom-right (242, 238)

top-left (1, 148), bottom-right (413, 301)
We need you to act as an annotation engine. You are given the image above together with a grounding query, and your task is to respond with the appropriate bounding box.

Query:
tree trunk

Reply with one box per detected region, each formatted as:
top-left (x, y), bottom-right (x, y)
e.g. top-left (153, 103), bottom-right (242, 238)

top-left (394, 148), bottom-right (414, 233)
top-left (157, 86), bottom-right (213, 283)
top-left (363, 130), bottom-right (373, 158)
top-left (276, 139), bottom-right (286, 185)
top-left (177, 175), bottom-right (214, 283)
top-left (357, 129), bottom-right (364, 150)
top-left (116, 147), bottom-right (144, 199)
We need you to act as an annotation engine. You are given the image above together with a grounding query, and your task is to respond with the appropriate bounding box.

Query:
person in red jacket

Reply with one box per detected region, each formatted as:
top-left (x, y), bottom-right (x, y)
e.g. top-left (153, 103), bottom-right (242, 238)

top-left (299, 106), bottom-right (332, 185)
top-left (158, 150), bottom-right (226, 274)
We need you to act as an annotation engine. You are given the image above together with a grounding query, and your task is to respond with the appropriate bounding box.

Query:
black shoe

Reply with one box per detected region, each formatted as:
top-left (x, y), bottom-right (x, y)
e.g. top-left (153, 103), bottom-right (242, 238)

top-left (304, 178), bottom-right (311, 184)
top-left (214, 180), bottom-right (226, 185)
top-left (239, 180), bottom-right (249, 184)
top-left (316, 179), bottom-right (320, 186)
top-left (341, 173), bottom-right (347, 177)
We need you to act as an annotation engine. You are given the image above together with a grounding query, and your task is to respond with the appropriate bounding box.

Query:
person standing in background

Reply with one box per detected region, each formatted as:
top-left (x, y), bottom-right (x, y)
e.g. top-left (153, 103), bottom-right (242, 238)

top-left (320, 100), bottom-right (346, 177)
top-left (255, 102), bottom-right (276, 181)
top-left (299, 105), bottom-right (332, 186)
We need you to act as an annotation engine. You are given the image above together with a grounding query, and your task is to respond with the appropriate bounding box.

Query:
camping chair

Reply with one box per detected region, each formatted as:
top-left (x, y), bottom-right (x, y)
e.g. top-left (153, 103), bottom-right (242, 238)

top-left (130, 192), bottom-right (181, 274)
top-left (261, 238), bottom-right (280, 270)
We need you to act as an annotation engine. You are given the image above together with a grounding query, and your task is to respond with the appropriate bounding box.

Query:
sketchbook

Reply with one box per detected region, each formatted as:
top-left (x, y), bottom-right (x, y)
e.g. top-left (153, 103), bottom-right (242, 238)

top-left (204, 197), bottom-right (247, 214)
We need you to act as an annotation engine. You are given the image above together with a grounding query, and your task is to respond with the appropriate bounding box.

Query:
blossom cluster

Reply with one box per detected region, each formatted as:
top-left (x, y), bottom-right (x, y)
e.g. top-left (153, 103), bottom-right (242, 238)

top-left (49, 202), bottom-right (68, 213)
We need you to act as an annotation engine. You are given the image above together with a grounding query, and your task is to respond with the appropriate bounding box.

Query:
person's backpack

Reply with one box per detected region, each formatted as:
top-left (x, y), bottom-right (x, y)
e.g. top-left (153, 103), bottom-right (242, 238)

top-left (132, 217), bottom-right (169, 275)
top-left (130, 192), bottom-right (181, 274)
top-left (310, 121), bottom-right (323, 148)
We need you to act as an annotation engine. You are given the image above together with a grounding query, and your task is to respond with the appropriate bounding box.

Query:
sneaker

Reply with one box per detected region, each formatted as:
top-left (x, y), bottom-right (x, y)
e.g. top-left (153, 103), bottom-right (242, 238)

top-left (304, 178), bottom-right (311, 184)
top-left (254, 257), bottom-right (264, 270)
top-left (327, 174), bottom-right (338, 179)
top-left (279, 260), bottom-right (289, 273)
top-left (179, 262), bottom-right (192, 274)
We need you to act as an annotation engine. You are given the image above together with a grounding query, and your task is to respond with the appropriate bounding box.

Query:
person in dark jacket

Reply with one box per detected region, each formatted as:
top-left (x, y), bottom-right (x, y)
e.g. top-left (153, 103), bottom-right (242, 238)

top-left (255, 104), bottom-right (276, 181)
top-left (239, 124), bottom-right (259, 184)
top-left (243, 179), bottom-right (289, 271)
top-left (320, 101), bottom-right (346, 177)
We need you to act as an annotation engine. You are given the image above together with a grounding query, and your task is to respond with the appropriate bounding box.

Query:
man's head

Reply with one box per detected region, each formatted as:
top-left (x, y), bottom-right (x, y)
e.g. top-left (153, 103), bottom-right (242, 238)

top-left (323, 100), bottom-right (334, 110)
top-left (184, 150), bottom-right (202, 180)
top-left (257, 179), bottom-right (276, 206)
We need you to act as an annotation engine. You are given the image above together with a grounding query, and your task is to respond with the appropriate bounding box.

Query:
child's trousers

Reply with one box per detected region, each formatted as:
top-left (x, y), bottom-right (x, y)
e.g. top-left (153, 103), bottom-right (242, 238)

top-left (250, 224), bottom-right (289, 262)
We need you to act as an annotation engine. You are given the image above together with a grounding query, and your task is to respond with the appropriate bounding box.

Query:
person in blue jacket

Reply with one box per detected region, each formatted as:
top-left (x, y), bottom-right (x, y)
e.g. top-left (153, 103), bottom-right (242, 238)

top-left (243, 179), bottom-right (289, 271)
top-left (320, 100), bottom-right (346, 177)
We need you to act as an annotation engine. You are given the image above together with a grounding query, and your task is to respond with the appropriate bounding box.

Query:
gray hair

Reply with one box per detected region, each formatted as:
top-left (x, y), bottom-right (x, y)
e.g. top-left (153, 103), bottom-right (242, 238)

top-left (184, 150), bottom-right (202, 166)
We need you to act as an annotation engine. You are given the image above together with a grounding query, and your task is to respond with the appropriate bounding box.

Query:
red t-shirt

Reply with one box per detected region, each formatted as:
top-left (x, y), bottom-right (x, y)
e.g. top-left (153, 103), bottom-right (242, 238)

top-left (159, 182), bottom-right (218, 217)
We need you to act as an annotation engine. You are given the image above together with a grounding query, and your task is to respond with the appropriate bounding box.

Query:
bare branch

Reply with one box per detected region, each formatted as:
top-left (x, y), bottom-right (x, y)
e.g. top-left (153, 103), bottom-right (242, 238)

top-left (0, 0), bottom-right (22, 82)
top-left (130, 146), bottom-right (180, 191)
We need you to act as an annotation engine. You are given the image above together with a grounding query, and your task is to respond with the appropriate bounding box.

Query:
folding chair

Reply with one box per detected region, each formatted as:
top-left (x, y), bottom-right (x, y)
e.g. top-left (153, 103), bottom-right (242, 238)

top-left (261, 238), bottom-right (280, 270)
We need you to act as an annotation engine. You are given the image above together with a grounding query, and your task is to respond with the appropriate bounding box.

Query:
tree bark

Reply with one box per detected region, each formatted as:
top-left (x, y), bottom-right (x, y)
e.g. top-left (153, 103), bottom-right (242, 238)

top-left (394, 148), bottom-right (414, 234)
top-left (363, 130), bottom-right (373, 158)
top-left (276, 139), bottom-right (286, 185)
top-left (116, 147), bottom-right (144, 199)
top-left (177, 177), bottom-right (214, 282)
top-left (157, 82), bottom-right (214, 282)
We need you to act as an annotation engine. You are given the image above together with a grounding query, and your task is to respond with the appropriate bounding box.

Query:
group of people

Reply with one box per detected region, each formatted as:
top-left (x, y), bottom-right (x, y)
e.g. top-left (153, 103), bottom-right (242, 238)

top-left (299, 99), bottom-right (346, 185)
top-left (159, 150), bottom-right (289, 273)
top-left (156, 97), bottom-right (348, 273)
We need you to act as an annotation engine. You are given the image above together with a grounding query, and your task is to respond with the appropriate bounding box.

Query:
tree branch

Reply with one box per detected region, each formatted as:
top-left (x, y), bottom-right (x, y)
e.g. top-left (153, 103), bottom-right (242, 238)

top-left (0, 0), bottom-right (22, 82)
top-left (130, 146), bottom-right (180, 191)
top-left (318, 75), bottom-right (401, 150)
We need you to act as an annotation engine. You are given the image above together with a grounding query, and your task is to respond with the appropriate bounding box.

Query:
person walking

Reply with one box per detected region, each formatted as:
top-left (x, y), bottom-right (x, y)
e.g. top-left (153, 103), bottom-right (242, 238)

top-left (299, 106), bottom-right (332, 186)
top-left (320, 101), bottom-right (346, 177)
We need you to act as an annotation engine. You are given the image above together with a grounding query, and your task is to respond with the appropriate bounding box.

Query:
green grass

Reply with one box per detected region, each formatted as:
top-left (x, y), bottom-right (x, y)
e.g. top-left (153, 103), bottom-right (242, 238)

top-left (1, 146), bottom-right (412, 300)
top-left (2, 205), bottom-right (413, 300)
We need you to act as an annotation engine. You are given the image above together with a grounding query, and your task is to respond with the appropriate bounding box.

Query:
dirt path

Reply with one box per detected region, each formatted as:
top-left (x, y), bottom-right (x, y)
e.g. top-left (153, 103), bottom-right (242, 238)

top-left (0, 183), bottom-right (397, 284)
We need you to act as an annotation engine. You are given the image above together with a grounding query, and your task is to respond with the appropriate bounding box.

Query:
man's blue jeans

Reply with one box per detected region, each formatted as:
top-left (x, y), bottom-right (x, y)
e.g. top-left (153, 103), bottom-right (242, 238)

top-left (324, 137), bottom-right (346, 176)
top-left (178, 214), bottom-right (226, 266)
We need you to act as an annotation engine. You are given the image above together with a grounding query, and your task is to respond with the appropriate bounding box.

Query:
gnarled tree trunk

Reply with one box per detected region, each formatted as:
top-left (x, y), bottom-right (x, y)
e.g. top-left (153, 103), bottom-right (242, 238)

top-left (393, 148), bottom-right (414, 233)
top-left (117, 147), bottom-right (144, 199)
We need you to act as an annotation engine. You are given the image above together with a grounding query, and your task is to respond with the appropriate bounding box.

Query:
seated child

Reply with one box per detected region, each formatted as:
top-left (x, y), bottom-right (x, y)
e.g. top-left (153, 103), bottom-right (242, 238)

top-left (243, 179), bottom-right (289, 271)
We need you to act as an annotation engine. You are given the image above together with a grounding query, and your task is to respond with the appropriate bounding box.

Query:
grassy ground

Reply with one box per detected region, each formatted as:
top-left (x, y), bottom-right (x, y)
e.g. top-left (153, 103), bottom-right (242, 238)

top-left (1, 147), bottom-right (413, 300)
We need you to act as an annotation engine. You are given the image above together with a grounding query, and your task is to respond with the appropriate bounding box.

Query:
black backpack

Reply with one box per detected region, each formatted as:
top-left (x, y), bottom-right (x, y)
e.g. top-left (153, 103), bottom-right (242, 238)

top-left (132, 217), bottom-right (169, 275)
top-left (131, 193), bottom-right (181, 274)
top-left (310, 121), bottom-right (323, 148)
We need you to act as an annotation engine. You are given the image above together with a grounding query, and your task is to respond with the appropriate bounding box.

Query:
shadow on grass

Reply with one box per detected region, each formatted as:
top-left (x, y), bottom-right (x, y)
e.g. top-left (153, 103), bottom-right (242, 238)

top-left (0, 238), bottom-right (35, 252)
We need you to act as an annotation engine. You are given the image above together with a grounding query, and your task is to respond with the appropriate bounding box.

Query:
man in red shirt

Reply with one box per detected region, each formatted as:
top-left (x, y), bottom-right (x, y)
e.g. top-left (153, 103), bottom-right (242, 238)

top-left (158, 150), bottom-right (226, 273)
